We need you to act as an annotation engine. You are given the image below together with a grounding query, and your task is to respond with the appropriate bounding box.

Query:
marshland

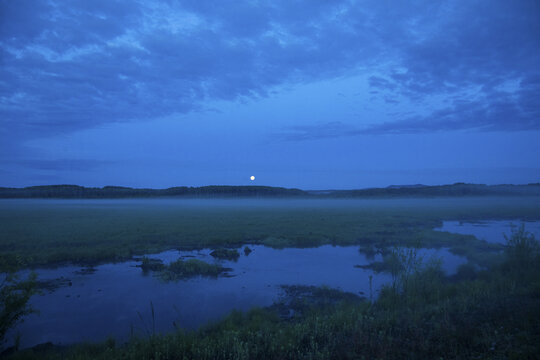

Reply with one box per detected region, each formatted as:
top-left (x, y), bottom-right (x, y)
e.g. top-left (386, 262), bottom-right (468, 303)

top-left (1, 193), bottom-right (539, 359)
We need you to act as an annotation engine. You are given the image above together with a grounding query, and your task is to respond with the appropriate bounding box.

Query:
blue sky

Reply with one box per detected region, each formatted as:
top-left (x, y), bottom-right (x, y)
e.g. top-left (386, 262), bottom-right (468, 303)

top-left (1, 0), bottom-right (539, 189)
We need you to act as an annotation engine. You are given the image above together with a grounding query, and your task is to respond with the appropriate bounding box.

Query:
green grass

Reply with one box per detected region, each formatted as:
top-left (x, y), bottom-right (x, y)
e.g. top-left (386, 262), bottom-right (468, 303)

top-left (1, 197), bottom-right (538, 271)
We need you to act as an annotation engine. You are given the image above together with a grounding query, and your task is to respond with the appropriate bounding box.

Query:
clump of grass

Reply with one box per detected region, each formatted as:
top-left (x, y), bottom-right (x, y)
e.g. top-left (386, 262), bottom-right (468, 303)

top-left (504, 223), bottom-right (539, 266)
top-left (210, 248), bottom-right (240, 261)
top-left (358, 244), bottom-right (378, 259)
top-left (161, 259), bottom-right (229, 280)
top-left (137, 257), bottom-right (165, 272)
top-left (356, 245), bottom-right (427, 280)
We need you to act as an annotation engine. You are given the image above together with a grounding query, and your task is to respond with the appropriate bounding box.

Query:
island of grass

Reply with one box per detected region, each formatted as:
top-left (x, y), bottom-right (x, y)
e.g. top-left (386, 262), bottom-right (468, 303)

top-left (210, 248), bottom-right (240, 261)
top-left (160, 258), bottom-right (230, 280)
top-left (137, 257), bottom-right (165, 272)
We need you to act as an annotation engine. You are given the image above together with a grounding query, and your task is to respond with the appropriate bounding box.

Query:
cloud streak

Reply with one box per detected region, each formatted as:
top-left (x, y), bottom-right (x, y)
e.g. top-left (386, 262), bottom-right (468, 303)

top-left (4, 159), bottom-right (114, 171)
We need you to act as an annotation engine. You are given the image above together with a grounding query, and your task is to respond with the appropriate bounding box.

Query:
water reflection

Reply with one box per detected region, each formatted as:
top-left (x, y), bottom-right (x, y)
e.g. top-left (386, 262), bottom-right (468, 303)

top-left (12, 245), bottom-right (464, 348)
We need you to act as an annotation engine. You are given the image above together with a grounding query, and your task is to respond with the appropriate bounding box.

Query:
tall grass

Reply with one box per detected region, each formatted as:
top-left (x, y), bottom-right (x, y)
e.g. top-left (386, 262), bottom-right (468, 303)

top-left (504, 223), bottom-right (539, 271)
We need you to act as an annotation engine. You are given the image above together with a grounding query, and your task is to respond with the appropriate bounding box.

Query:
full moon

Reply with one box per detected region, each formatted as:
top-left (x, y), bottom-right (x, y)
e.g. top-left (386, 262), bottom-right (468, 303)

top-left (250, 176), bottom-right (255, 181)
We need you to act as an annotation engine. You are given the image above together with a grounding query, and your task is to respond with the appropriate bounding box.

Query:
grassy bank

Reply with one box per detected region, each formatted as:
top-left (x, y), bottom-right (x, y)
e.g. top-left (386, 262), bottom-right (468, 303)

top-left (1, 197), bottom-right (539, 271)
top-left (6, 227), bottom-right (540, 359)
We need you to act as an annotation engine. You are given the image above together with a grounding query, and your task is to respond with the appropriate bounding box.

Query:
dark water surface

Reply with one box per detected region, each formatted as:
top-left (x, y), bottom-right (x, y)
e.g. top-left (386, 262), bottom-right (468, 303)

top-left (11, 245), bottom-right (465, 348)
top-left (435, 220), bottom-right (540, 244)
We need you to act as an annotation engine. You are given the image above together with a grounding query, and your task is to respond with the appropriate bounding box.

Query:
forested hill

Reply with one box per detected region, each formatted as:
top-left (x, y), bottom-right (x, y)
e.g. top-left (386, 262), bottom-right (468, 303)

top-left (0, 183), bottom-right (539, 198)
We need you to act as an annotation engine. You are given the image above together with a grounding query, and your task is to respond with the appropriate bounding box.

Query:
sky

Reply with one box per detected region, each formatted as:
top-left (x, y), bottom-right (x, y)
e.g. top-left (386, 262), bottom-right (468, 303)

top-left (1, 0), bottom-right (539, 189)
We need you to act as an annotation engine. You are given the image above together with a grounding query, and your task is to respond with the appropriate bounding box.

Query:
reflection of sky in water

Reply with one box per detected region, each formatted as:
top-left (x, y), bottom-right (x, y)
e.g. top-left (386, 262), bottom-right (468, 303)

top-left (435, 220), bottom-right (540, 244)
top-left (11, 245), bottom-right (464, 349)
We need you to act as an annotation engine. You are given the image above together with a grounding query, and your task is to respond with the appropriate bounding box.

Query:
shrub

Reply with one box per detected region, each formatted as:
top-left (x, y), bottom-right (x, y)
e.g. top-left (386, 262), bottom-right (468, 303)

top-left (0, 271), bottom-right (37, 349)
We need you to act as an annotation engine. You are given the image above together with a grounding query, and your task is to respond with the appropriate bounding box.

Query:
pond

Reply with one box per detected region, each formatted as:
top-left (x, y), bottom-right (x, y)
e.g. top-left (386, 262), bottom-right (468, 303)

top-left (434, 220), bottom-right (540, 244)
top-left (10, 244), bottom-right (466, 349)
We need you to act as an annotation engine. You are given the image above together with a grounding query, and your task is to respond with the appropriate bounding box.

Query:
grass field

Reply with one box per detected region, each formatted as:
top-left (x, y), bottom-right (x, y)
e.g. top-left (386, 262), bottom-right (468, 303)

top-left (1, 197), bottom-right (539, 271)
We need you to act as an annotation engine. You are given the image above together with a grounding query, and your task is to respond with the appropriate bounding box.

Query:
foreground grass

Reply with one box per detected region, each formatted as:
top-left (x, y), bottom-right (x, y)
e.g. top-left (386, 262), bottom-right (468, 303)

top-left (1, 197), bottom-right (539, 271)
top-left (6, 229), bottom-right (540, 359)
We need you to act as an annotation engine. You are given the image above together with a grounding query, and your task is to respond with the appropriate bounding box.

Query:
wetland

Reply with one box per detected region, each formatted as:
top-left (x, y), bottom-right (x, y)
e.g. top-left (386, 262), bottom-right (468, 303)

top-left (1, 196), bottom-right (540, 359)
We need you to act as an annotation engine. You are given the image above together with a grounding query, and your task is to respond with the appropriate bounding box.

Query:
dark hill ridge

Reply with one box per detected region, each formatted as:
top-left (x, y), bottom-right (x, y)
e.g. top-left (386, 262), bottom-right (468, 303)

top-left (319, 183), bottom-right (540, 197)
top-left (0, 185), bottom-right (306, 198)
top-left (0, 183), bottom-right (539, 198)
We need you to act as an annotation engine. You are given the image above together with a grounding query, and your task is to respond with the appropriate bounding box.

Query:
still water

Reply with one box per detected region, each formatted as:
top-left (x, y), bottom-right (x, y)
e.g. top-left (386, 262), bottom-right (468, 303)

top-left (435, 220), bottom-right (540, 244)
top-left (12, 245), bottom-right (464, 348)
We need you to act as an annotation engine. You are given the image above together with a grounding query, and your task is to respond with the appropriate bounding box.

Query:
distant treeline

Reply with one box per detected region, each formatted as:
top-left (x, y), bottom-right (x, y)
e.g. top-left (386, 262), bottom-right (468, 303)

top-left (0, 183), bottom-right (539, 199)
top-left (0, 185), bottom-right (306, 198)
top-left (319, 183), bottom-right (540, 198)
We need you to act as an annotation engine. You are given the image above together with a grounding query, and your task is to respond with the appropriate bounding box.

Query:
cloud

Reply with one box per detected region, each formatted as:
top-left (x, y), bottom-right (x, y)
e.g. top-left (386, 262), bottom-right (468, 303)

top-left (280, 71), bottom-right (540, 139)
top-left (365, 1), bottom-right (540, 131)
top-left (277, 122), bottom-right (357, 141)
top-left (1, 0), bottom-right (539, 147)
top-left (1, 0), bottom-right (374, 141)
top-left (363, 74), bottom-right (540, 134)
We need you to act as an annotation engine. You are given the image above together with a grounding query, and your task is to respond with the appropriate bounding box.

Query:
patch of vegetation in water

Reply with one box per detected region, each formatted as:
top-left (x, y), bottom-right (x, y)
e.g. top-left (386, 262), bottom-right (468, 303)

top-left (210, 248), bottom-right (240, 261)
top-left (160, 259), bottom-right (230, 280)
top-left (136, 257), bottom-right (165, 272)
top-left (356, 245), bottom-right (429, 276)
